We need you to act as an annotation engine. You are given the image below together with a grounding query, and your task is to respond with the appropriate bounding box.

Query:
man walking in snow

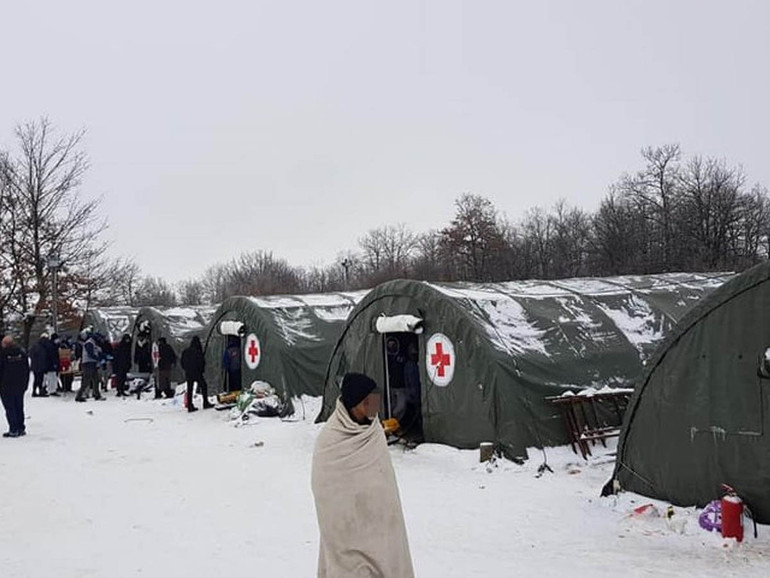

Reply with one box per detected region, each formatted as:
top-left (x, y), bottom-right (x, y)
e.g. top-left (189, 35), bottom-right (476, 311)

top-left (0, 335), bottom-right (31, 437)
top-left (311, 372), bottom-right (414, 578)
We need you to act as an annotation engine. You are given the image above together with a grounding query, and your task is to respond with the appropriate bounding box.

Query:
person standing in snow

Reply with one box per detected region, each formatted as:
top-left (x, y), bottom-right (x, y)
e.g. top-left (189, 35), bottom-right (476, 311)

top-left (156, 337), bottom-right (177, 399)
top-left (29, 333), bottom-right (51, 397)
top-left (134, 336), bottom-right (152, 374)
top-left (0, 335), bottom-right (31, 437)
top-left (113, 334), bottom-right (132, 397)
top-left (97, 335), bottom-right (114, 393)
top-left (58, 337), bottom-right (75, 393)
top-left (311, 372), bottom-right (414, 578)
top-left (75, 330), bottom-right (103, 402)
top-left (180, 336), bottom-right (213, 412)
top-left (44, 333), bottom-right (61, 396)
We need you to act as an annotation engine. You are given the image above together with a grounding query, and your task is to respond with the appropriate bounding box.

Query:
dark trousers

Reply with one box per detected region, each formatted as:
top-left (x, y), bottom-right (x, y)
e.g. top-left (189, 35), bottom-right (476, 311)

top-left (186, 375), bottom-right (210, 409)
top-left (32, 372), bottom-right (44, 394)
top-left (115, 371), bottom-right (128, 395)
top-left (1, 389), bottom-right (25, 433)
top-left (156, 370), bottom-right (173, 398)
top-left (60, 373), bottom-right (74, 392)
top-left (226, 370), bottom-right (241, 392)
top-left (77, 365), bottom-right (101, 400)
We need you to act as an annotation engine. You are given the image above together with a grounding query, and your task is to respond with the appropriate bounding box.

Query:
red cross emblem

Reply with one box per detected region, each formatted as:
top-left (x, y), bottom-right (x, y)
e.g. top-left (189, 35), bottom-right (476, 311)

top-left (430, 342), bottom-right (451, 377)
top-left (426, 333), bottom-right (455, 386)
top-left (248, 339), bottom-right (259, 364)
top-left (244, 333), bottom-right (261, 369)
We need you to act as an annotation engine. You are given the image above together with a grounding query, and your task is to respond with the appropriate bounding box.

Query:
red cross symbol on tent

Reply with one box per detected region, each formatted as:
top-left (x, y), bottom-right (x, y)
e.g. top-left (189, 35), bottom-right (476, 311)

top-left (247, 338), bottom-right (259, 364)
top-left (430, 342), bottom-right (451, 377)
top-left (244, 333), bottom-right (262, 369)
top-left (426, 333), bottom-right (455, 386)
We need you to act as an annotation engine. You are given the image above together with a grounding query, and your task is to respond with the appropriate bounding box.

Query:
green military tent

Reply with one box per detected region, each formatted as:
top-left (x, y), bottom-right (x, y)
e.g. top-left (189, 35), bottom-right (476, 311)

top-left (81, 307), bottom-right (139, 344)
top-left (131, 306), bottom-right (216, 383)
top-left (318, 274), bottom-right (732, 460)
top-left (202, 292), bottom-right (367, 401)
top-left (608, 261), bottom-right (770, 522)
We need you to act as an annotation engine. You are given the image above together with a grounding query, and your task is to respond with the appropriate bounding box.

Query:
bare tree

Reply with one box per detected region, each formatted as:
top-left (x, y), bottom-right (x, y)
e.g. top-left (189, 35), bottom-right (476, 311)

top-left (520, 207), bottom-right (554, 278)
top-left (616, 144), bottom-right (683, 270)
top-left (134, 276), bottom-right (178, 307)
top-left (0, 118), bottom-right (107, 345)
top-left (440, 193), bottom-right (508, 281)
top-left (548, 200), bottom-right (591, 278)
top-left (358, 228), bottom-right (386, 274)
top-left (177, 278), bottom-right (206, 306)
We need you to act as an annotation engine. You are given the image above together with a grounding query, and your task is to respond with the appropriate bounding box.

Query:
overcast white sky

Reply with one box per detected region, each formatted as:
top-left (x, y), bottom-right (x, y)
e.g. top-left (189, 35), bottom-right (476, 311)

top-left (2, 1), bottom-right (768, 283)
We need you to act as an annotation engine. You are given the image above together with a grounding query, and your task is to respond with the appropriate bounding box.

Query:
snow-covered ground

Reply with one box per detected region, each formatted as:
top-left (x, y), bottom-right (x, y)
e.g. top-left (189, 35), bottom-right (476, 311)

top-left (1, 389), bottom-right (768, 577)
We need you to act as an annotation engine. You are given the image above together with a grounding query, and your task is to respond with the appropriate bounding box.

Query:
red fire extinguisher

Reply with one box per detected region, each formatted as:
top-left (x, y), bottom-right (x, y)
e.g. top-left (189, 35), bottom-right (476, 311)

top-left (721, 485), bottom-right (744, 542)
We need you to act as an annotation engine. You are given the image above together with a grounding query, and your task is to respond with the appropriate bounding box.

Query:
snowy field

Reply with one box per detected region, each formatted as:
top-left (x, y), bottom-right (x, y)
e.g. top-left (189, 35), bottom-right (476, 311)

top-left (1, 388), bottom-right (768, 577)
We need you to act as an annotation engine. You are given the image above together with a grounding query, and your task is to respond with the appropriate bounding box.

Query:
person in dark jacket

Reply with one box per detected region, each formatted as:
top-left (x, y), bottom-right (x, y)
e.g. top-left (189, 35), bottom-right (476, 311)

top-left (58, 337), bottom-right (75, 393)
top-left (0, 335), bottom-right (31, 437)
top-left (156, 337), bottom-right (177, 399)
top-left (113, 334), bottom-right (132, 397)
top-left (97, 336), bottom-right (113, 393)
top-left (134, 337), bottom-right (152, 374)
top-left (222, 341), bottom-right (242, 392)
top-left (180, 336), bottom-right (213, 412)
top-left (44, 333), bottom-right (61, 396)
top-left (29, 333), bottom-right (51, 397)
top-left (75, 331), bottom-right (103, 402)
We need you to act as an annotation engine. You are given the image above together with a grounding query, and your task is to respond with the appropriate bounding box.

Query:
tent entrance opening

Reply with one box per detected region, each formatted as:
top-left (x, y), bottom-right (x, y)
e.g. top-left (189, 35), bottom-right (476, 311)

top-left (383, 332), bottom-right (423, 440)
top-left (223, 335), bottom-right (242, 392)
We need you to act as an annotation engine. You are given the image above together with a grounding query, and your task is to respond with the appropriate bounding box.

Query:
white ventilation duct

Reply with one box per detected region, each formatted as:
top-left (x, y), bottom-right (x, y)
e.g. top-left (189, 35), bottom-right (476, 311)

top-left (220, 321), bottom-right (245, 336)
top-left (374, 314), bottom-right (424, 334)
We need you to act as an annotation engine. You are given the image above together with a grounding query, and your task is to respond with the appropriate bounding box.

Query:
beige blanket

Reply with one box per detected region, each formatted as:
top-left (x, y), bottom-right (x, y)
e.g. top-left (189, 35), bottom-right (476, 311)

top-left (312, 399), bottom-right (414, 578)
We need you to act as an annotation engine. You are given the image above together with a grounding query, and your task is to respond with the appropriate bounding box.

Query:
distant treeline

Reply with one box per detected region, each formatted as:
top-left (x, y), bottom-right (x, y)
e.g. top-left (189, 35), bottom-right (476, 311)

top-left (139, 144), bottom-right (768, 306)
top-left (3, 119), bottom-right (768, 330)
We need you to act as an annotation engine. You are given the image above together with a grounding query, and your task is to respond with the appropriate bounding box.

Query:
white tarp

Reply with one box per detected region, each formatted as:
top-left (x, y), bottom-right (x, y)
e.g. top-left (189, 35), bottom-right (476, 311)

top-left (219, 321), bottom-right (245, 336)
top-left (375, 314), bottom-right (424, 334)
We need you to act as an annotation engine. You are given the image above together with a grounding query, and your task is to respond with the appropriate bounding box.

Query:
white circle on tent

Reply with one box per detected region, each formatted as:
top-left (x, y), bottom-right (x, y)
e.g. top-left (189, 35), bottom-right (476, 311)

top-left (151, 342), bottom-right (159, 369)
top-left (426, 333), bottom-right (455, 387)
top-left (244, 333), bottom-right (262, 370)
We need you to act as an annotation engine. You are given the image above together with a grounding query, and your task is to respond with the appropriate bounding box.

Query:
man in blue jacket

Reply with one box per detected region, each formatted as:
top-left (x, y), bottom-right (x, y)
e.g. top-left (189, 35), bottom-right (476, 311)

top-left (75, 330), bottom-right (103, 402)
top-left (0, 335), bottom-right (31, 437)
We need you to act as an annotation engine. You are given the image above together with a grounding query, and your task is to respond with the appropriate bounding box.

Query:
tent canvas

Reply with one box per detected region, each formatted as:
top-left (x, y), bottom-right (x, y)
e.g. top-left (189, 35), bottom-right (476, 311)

top-left (131, 306), bottom-right (216, 383)
top-left (609, 260), bottom-right (770, 522)
top-left (202, 292), bottom-right (367, 403)
top-left (318, 274), bottom-right (732, 460)
top-left (81, 307), bottom-right (139, 344)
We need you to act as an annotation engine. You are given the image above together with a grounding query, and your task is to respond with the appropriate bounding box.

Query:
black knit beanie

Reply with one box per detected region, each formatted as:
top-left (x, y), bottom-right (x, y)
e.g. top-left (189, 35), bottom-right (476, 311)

top-left (341, 373), bottom-right (380, 409)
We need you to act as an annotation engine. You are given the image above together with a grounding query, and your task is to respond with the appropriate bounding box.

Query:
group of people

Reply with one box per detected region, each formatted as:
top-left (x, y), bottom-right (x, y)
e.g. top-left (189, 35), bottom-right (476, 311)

top-left (1, 325), bottom-right (414, 575)
top-left (0, 326), bottom-right (220, 438)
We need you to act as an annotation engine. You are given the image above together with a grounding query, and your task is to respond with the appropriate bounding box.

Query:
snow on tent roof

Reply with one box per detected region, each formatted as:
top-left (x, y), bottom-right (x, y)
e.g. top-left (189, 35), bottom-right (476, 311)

top-left (131, 306), bottom-right (216, 382)
top-left (81, 307), bottom-right (139, 343)
top-left (203, 291), bottom-right (368, 401)
top-left (319, 273), bottom-right (732, 459)
top-left (428, 272), bottom-right (732, 363)
top-left (133, 306), bottom-right (214, 341)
